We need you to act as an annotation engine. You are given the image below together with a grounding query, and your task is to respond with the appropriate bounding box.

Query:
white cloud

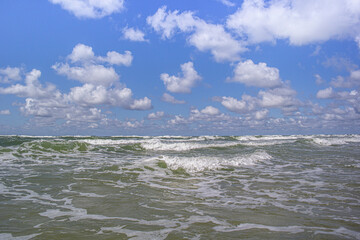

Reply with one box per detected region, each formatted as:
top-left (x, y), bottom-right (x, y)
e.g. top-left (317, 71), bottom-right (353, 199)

top-left (0, 69), bottom-right (58, 98)
top-left (0, 44), bottom-right (152, 130)
top-left (218, 0), bottom-right (235, 7)
top-left (188, 107), bottom-right (228, 123)
top-left (0, 67), bottom-right (22, 83)
top-left (53, 63), bottom-right (119, 87)
top-left (67, 43), bottom-right (133, 66)
top-left (218, 83), bottom-right (299, 116)
top-left (161, 62), bottom-right (201, 93)
top-left (20, 97), bottom-right (66, 118)
top-left (58, 44), bottom-right (151, 110)
top-left (123, 27), bottom-right (147, 42)
top-left (227, 59), bottom-right (282, 88)
top-left (258, 86), bottom-right (298, 108)
top-left (227, 0), bottom-right (360, 45)
top-left (317, 87), bottom-right (335, 99)
top-left (49, 0), bottom-right (124, 19)
top-left (68, 83), bottom-right (152, 110)
top-left (53, 43), bottom-right (133, 87)
top-left (350, 69), bottom-right (360, 84)
top-left (219, 95), bottom-right (256, 114)
top-left (148, 111), bottom-right (165, 120)
top-left (254, 109), bottom-right (268, 120)
top-left (147, 6), bottom-right (245, 62)
top-left (168, 115), bottom-right (188, 125)
top-left (129, 97), bottom-right (152, 110)
top-left (315, 74), bottom-right (324, 85)
top-left (161, 93), bottom-right (186, 104)
top-left (200, 106), bottom-right (220, 115)
top-left (68, 43), bottom-right (94, 63)
top-left (0, 109), bottom-right (10, 115)
top-left (98, 51), bottom-right (133, 66)
top-left (330, 69), bottom-right (360, 88)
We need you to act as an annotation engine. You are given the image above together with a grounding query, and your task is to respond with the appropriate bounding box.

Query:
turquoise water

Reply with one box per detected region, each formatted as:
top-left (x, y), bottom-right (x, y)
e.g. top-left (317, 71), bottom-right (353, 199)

top-left (0, 135), bottom-right (359, 239)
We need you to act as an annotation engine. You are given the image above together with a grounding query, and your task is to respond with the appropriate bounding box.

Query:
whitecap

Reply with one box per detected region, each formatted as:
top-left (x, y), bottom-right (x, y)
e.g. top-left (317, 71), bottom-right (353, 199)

top-left (156, 150), bottom-right (271, 173)
top-left (141, 139), bottom-right (240, 151)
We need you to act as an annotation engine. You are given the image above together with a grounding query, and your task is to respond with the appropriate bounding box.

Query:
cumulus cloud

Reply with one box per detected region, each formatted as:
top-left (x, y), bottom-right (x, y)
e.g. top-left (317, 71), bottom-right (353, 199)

top-left (311, 87), bottom-right (360, 128)
top-left (98, 51), bottom-right (133, 66)
top-left (187, 107), bottom-right (228, 123)
top-left (147, 6), bottom-right (245, 62)
top-left (201, 106), bottom-right (220, 115)
top-left (129, 97), bottom-right (152, 110)
top-left (67, 82), bottom-right (151, 110)
top-left (0, 67), bottom-right (22, 83)
top-left (317, 87), bottom-right (335, 99)
top-left (52, 43), bottom-right (133, 87)
top-left (68, 43), bottom-right (94, 63)
top-left (161, 93), bottom-right (186, 104)
top-left (56, 44), bottom-right (151, 110)
top-left (258, 86), bottom-right (298, 108)
top-left (67, 43), bottom-right (133, 66)
top-left (329, 69), bottom-right (360, 88)
top-left (317, 87), bottom-right (359, 102)
top-left (49, 0), bottom-right (124, 19)
top-left (227, 59), bottom-right (282, 88)
top-left (0, 69), bottom-right (58, 98)
top-left (161, 62), bottom-right (201, 93)
top-left (219, 95), bottom-right (256, 114)
top-left (218, 83), bottom-right (299, 116)
top-left (254, 109), bottom-right (269, 120)
top-left (147, 111), bottom-right (165, 120)
top-left (20, 97), bottom-right (68, 118)
top-left (0, 44), bottom-right (152, 130)
top-left (227, 0), bottom-right (360, 45)
top-left (123, 27), bottom-right (147, 42)
top-left (53, 63), bottom-right (119, 87)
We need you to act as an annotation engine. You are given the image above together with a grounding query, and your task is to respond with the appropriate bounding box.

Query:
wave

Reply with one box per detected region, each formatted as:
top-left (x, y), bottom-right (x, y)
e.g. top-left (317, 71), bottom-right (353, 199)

top-left (153, 150), bottom-right (272, 173)
top-left (1, 135), bottom-right (359, 153)
top-left (309, 136), bottom-right (360, 146)
top-left (140, 139), bottom-right (241, 151)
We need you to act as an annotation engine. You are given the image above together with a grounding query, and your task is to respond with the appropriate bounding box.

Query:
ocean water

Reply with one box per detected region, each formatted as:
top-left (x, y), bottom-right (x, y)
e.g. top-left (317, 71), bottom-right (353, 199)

top-left (0, 135), bottom-right (359, 239)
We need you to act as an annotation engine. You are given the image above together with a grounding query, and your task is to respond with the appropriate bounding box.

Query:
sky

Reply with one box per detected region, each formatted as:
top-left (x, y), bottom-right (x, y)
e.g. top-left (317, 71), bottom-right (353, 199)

top-left (0, 0), bottom-right (360, 136)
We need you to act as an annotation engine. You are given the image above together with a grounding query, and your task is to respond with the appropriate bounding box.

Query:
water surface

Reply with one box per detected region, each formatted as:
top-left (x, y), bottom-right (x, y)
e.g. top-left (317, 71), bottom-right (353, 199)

top-left (0, 135), bottom-right (359, 239)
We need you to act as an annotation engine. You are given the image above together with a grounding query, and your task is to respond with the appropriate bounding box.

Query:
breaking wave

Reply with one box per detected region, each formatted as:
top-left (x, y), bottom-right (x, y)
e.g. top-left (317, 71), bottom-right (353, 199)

top-left (155, 150), bottom-right (272, 173)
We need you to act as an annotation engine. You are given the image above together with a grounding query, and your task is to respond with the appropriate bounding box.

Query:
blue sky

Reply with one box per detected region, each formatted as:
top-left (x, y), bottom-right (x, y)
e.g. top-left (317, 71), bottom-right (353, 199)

top-left (0, 0), bottom-right (359, 136)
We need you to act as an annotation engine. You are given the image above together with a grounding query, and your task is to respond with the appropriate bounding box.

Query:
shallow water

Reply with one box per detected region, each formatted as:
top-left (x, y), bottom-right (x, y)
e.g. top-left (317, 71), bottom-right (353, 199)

top-left (0, 135), bottom-right (359, 239)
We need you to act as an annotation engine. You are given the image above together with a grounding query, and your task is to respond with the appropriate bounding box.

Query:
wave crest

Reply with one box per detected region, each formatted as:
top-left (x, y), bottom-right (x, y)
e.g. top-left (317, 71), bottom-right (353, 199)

top-left (157, 151), bottom-right (272, 173)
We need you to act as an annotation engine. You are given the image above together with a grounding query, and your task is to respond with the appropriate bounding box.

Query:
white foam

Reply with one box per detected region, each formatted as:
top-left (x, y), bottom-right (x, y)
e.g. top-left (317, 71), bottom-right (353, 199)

top-left (79, 139), bottom-right (144, 145)
top-left (222, 223), bottom-right (304, 233)
top-left (311, 138), bottom-right (347, 146)
top-left (309, 135), bottom-right (360, 146)
top-left (158, 151), bottom-right (271, 173)
top-left (141, 139), bottom-right (240, 151)
top-left (39, 207), bottom-right (119, 221)
top-left (314, 227), bottom-right (360, 239)
top-left (0, 233), bottom-right (41, 240)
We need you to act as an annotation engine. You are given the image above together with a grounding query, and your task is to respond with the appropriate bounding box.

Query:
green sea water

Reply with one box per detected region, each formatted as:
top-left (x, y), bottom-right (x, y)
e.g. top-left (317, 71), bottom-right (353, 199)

top-left (0, 135), bottom-right (359, 239)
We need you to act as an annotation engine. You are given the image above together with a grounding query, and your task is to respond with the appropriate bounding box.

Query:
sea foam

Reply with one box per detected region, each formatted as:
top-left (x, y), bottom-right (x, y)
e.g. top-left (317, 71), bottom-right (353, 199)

top-left (158, 150), bottom-right (272, 173)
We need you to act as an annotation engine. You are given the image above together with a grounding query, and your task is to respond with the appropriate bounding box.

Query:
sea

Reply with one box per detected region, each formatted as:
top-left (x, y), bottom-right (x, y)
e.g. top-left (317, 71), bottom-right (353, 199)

top-left (0, 135), bottom-right (359, 239)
